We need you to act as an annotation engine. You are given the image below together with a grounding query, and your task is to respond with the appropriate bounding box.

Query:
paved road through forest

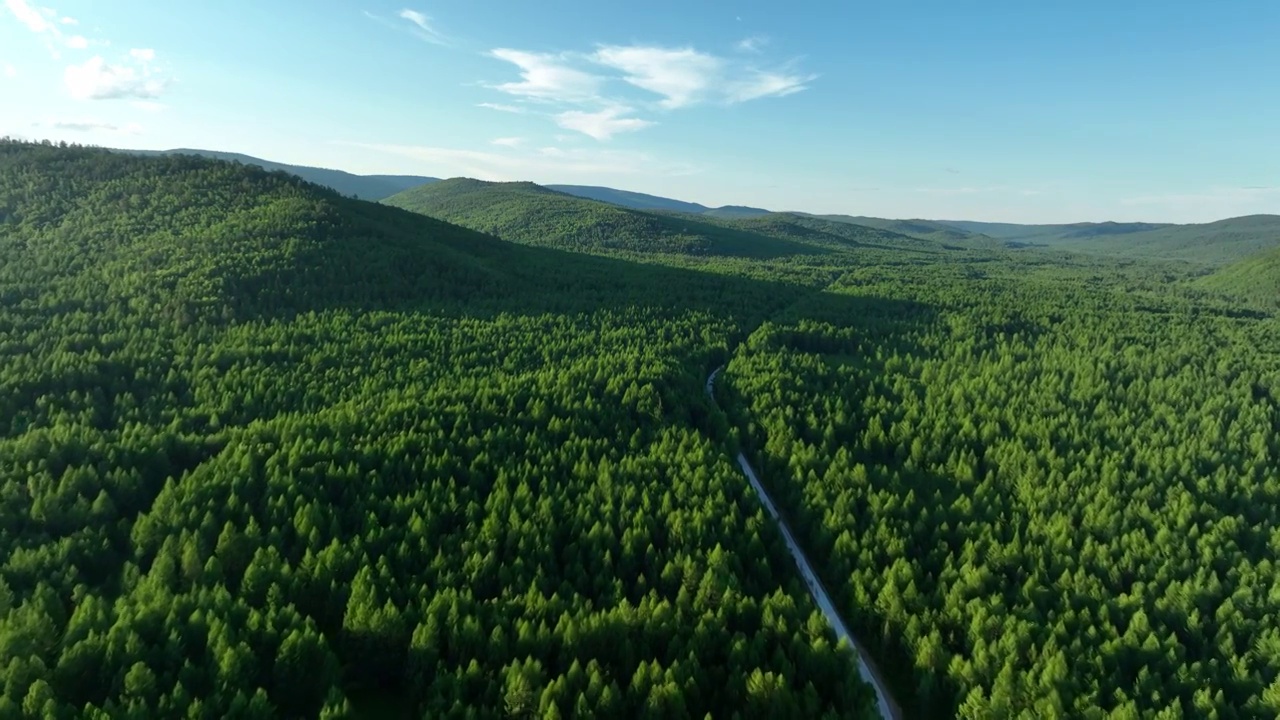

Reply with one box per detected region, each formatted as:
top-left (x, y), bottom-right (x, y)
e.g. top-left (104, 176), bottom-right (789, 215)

top-left (706, 367), bottom-right (903, 720)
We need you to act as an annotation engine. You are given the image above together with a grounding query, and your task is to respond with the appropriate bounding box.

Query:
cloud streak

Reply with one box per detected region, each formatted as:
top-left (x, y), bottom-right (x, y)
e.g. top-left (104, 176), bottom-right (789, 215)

top-left (487, 49), bottom-right (603, 103)
top-left (481, 41), bottom-right (815, 140)
top-left (554, 106), bottom-right (653, 140)
top-left (398, 9), bottom-right (449, 45)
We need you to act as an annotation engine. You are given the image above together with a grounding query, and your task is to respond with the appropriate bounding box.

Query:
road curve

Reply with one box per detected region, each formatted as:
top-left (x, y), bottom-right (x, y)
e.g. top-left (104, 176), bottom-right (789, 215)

top-left (706, 367), bottom-right (903, 720)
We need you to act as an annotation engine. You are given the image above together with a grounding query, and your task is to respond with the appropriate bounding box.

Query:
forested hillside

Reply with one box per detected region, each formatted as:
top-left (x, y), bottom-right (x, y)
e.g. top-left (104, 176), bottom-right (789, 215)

top-left (383, 179), bottom-right (810, 258)
top-left (718, 264), bottom-right (1280, 717)
top-left (0, 140), bottom-right (881, 719)
top-left (939, 216), bottom-right (1280, 265)
top-left (5, 139), bottom-right (1280, 720)
top-left (1200, 246), bottom-right (1280, 307)
top-left (121, 148), bottom-right (438, 200)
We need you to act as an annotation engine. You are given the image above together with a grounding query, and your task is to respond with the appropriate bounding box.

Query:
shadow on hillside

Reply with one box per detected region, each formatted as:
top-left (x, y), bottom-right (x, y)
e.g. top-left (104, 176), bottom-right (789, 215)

top-left (209, 199), bottom-right (837, 328)
top-left (712, 288), bottom-right (979, 718)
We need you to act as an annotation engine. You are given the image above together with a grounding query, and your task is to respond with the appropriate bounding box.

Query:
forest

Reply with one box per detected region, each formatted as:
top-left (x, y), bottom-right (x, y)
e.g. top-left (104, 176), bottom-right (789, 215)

top-left (2, 139), bottom-right (1278, 719)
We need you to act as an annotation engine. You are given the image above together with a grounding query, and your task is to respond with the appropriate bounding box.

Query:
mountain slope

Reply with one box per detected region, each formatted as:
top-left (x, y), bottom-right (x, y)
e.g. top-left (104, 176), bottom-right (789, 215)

top-left (545, 184), bottom-right (711, 213)
top-left (1056, 214), bottom-right (1280, 265)
top-left (384, 178), bottom-right (818, 258)
top-left (120, 148), bottom-right (438, 200)
top-left (0, 140), bottom-right (880, 718)
top-left (1199, 245), bottom-right (1280, 306)
top-left (547, 184), bottom-right (770, 218)
top-left (797, 214), bottom-right (985, 244)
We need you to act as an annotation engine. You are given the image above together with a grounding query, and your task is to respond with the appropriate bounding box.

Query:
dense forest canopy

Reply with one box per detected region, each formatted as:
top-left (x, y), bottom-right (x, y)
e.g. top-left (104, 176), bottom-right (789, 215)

top-left (2, 139), bottom-right (1278, 718)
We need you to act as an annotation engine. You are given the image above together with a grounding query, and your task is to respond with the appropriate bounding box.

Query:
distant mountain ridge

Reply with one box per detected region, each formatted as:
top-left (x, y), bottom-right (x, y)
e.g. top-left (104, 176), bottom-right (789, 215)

top-left (546, 184), bottom-right (771, 218)
top-left (108, 147), bottom-right (1279, 266)
top-left (116, 148), bottom-right (439, 200)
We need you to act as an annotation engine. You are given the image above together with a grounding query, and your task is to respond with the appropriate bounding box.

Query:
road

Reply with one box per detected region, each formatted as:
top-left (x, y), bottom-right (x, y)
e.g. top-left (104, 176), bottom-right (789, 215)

top-left (706, 367), bottom-right (903, 720)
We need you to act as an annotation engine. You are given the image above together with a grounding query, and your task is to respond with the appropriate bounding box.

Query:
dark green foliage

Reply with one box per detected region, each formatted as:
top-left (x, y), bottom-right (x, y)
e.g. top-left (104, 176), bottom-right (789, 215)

top-left (545, 184), bottom-right (770, 218)
top-left (941, 215), bottom-right (1280, 266)
top-left (792, 215), bottom-right (981, 245)
top-left (719, 265), bottom-right (1280, 718)
top-left (0, 140), bottom-right (877, 718)
top-left (121, 148), bottom-right (438, 200)
top-left (383, 178), bottom-right (815, 258)
top-left (5, 138), bottom-right (1279, 720)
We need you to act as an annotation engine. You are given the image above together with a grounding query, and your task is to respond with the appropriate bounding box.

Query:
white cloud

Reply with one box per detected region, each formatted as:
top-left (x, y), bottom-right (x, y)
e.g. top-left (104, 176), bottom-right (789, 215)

top-left (65, 54), bottom-right (168, 100)
top-left (477, 102), bottom-right (528, 114)
top-left (554, 106), bottom-right (653, 141)
top-left (397, 9), bottom-right (448, 45)
top-left (129, 48), bottom-right (154, 61)
top-left (591, 45), bottom-right (721, 110)
top-left (724, 69), bottom-right (816, 103)
top-left (480, 42), bottom-right (814, 141)
top-left (337, 140), bottom-right (702, 182)
top-left (3, 0), bottom-right (91, 55)
top-left (735, 35), bottom-right (768, 53)
top-left (3, 63), bottom-right (15, 78)
top-left (490, 137), bottom-right (524, 147)
top-left (4, 0), bottom-right (53, 33)
top-left (488, 48), bottom-right (602, 103)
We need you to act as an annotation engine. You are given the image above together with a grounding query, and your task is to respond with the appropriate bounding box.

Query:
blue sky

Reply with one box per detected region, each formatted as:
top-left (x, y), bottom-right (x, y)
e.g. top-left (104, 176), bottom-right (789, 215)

top-left (2, 0), bottom-right (1277, 223)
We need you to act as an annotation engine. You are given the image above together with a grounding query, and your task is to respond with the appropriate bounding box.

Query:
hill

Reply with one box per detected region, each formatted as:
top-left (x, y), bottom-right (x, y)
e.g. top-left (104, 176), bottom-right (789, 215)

top-left (545, 184), bottom-right (711, 213)
top-left (1200, 245), bottom-right (1280, 306)
top-left (548, 184), bottom-right (772, 218)
top-left (384, 177), bottom-right (816, 258)
top-left (1052, 214), bottom-right (1280, 265)
top-left (937, 219), bottom-right (1174, 242)
top-left (729, 212), bottom-right (956, 255)
top-left (120, 147), bottom-right (438, 200)
top-left (796, 213), bottom-right (985, 244)
top-left (0, 140), bottom-right (879, 718)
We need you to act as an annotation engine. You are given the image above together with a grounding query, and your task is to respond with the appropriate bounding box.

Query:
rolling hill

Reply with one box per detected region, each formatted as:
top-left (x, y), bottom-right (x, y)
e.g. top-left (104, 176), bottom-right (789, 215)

top-left (383, 177), bottom-right (817, 258)
top-left (119, 147), bottom-right (438, 200)
top-left (547, 183), bottom-right (771, 218)
top-left (796, 214), bottom-right (986, 245)
top-left (1199, 245), bottom-right (1280, 306)
top-left (0, 139), bottom-right (879, 718)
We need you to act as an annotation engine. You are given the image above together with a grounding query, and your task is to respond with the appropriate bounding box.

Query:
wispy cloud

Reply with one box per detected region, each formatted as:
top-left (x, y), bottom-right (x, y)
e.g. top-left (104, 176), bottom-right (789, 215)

top-left (397, 8), bottom-right (449, 45)
top-left (487, 48), bottom-right (603, 103)
top-left (477, 102), bottom-right (528, 114)
top-left (589, 43), bottom-right (813, 108)
top-left (336, 140), bottom-right (703, 182)
top-left (65, 51), bottom-right (169, 100)
top-left (3, 63), bottom-right (15, 78)
top-left (3, 0), bottom-right (87, 56)
top-left (490, 136), bottom-right (524, 147)
top-left (480, 40), bottom-right (815, 140)
top-left (554, 106), bottom-right (653, 140)
top-left (724, 68), bottom-right (814, 103)
top-left (590, 45), bottom-right (721, 110)
top-left (735, 35), bottom-right (768, 54)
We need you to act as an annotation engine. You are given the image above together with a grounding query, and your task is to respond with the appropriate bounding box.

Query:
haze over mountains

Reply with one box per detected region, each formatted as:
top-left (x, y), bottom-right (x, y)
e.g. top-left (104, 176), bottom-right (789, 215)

top-left (118, 147), bottom-right (1278, 270)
